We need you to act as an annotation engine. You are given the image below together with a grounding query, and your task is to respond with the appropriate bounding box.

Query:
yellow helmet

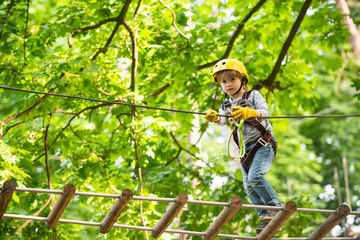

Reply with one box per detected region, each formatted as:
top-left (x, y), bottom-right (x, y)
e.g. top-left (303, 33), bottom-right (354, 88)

top-left (213, 59), bottom-right (248, 83)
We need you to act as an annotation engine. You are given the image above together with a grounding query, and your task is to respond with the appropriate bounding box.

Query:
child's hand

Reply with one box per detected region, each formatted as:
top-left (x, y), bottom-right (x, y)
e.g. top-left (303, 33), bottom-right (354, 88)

top-left (231, 106), bottom-right (257, 120)
top-left (204, 109), bottom-right (219, 122)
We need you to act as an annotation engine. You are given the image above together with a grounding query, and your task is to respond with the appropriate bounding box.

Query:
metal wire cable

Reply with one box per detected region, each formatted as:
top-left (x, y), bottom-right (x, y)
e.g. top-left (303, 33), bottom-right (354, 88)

top-left (2, 214), bottom-right (358, 240)
top-left (0, 86), bottom-right (208, 116)
top-left (3, 186), bottom-right (360, 216)
top-left (1, 86), bottom-right (360, 119)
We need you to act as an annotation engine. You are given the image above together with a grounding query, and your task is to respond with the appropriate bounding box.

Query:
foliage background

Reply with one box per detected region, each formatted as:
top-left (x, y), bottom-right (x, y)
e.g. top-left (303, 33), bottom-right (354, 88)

top-left (0, 0), bottom-right (359, 239)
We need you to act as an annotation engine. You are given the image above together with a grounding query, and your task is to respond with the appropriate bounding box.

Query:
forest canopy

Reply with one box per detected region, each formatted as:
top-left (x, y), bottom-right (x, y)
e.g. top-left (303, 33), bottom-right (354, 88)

top-left (0, 0), bottom-right (359, 239)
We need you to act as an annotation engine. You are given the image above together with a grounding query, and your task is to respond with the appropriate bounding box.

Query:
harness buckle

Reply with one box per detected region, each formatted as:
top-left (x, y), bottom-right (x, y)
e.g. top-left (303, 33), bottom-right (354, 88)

top-left (257, 137), bottom-right (269, 147)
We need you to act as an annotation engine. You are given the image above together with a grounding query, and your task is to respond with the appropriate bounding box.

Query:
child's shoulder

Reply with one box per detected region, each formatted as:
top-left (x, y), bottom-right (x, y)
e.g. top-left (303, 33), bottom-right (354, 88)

top-left (245, 89), bottom-right (261, 98)
top-left (246, 89), bottom-right (266, 103)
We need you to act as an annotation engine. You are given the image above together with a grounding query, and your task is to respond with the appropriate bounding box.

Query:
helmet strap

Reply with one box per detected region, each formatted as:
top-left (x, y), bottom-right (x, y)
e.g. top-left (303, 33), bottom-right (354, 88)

top-left (222, 92), bottom-right (229, 110)
top-left (231, 76), bottom-right (247, 96)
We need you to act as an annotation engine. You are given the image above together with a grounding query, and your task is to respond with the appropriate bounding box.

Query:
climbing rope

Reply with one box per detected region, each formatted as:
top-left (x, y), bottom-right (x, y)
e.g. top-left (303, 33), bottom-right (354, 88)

top-left (227, 120), bottom-right (246, 160)
top-left (1, 86), bottom-right (360, 119)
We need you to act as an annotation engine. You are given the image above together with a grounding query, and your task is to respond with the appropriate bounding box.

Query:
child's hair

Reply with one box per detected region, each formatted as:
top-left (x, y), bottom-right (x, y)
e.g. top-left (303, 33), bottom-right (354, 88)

top-left (216, 70), bottom-right (249, 90)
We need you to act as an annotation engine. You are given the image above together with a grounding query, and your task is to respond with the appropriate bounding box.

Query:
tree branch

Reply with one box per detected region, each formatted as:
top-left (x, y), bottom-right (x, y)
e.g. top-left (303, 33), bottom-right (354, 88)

top-left (184, 83), bottom-right (210, 98)
top-left (290, 100), bottom-right (358, 127)
top-left (138, 167), bottom-right (149, 240)
top-left (158, 0), bottom-right (190, 49)
top-left (334, 49), bottom-right (348, 98)
top-left (2, 87), bottom-right (56, 125)
top-left (53, 109), bottom-right (77, 115)
top-left (50, 103), bottom-right (112, 147)
top-left (148, 83), bottom-right (171, 97)
top-left (0, 68), bottom-right (25, 80)
top-left (133, 0), bottom-right (142, 19)
top-left (255, 0), bottom-right (312, 90)
top-left (68, 17), bottom-right (118, 47)
top-left (173, 158), bottom-right (242, 185)
top-left (91, 21), bottom-right (123, 60)
top-left (123, 21), bottom-right (138, 92)
top-left (2, 108), bottom-right (86, 138)
top-left (166, 149), bottom-right (181, 166)
top-left (167, 130), bottom-right (242, 183)
top-left (2, 121), bottom-right (24, 138)
top-left (23, 0), bottom-right (30, 62)
top-left (131, 124), bottom-right (149, 239)
top-left (194, 85), bottom-right (220, 146)
top-left (169, 131), bottom-right (199, 159)
top-left (116, 114), bottom-right (130, 130)
top-left (6, 195), bottom-right (53, 240)
top-left (149, 0), bottom-right (267, 98)
top-left (90, 0), bottom-right (132, 60)
top-left (44, 120), bottom-right (52, 189)
top-left (197, 159), bottom-right (243, 183)
top-left (69, 125), bottom-right (104, 162)
top-left (118, 0), bottom-right (132, 23)
top-left (106, 123), bottom-right (124, 155)
top-left (123, 20), bottom-right (138, 118)
top-left (28, 103), bottom-right (112, 163)
top-left (0, 0), bottom-right (15, 41)
top-left (197, 0), bottom-right (267, 70)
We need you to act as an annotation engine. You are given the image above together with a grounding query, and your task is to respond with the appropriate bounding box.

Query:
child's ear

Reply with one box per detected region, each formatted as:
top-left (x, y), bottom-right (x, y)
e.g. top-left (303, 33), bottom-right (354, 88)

top-left (242, 75), bottom-right (248, 84)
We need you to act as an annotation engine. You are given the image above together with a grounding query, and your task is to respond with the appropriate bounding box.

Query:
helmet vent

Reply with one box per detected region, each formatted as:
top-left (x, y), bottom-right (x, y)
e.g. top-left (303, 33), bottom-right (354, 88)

top-left (222, 62), bottom-right (226, 65)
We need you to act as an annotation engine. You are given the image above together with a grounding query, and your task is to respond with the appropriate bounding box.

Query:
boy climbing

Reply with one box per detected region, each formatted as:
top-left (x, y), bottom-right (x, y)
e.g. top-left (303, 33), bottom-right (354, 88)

top-left (204, 59), bottom-right (281, 234)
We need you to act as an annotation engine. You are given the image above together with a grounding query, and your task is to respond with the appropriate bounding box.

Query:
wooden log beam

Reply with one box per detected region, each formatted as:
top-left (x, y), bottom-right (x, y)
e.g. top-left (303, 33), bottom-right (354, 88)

top-left (257, 201), bottom-right (297, 240)
top-left (308, 204), bottom-right (350, 240)
top-left (45, 184), bottom-right (75, 228)
top-left (99, 189), bottom-right (133, 234)
top-left (151, 193), bottom-right (188, 239)
top-left (202, 197), bottom-right (243, 240)
top-left (0, 180), bottom-right (16, 221)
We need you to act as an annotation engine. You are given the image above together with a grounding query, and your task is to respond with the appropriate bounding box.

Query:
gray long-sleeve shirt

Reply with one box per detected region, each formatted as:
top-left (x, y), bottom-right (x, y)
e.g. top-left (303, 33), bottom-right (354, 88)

top-left (217, 90), bottom-right (273, 145)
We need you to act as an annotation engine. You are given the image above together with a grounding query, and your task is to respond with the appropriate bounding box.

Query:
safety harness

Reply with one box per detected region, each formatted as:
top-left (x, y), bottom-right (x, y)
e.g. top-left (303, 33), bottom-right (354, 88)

top-left (226, 90), bottom-right (277, 173)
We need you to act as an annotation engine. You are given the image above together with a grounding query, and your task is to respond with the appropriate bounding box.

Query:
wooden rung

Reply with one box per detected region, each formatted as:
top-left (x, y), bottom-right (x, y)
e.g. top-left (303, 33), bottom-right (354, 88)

top-left (99, 189), bottom-right (133, 234)
top-left (45, 184), bottom-right (75, 228)
top-left (202, 196), bottom-right (242, 240)
top-left (151, 193), bottom-right (188, 239)
top-left (308, 204), bottom-right (350, 240)
top-left (257, 201), bottom-right (297, 240)
top-left (0, 180), bottom-right (17, 221)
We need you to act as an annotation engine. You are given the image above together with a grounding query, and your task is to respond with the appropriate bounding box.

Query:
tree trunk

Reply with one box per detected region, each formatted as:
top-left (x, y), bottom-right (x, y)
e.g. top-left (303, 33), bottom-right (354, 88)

top-left (337, 0), bottom-right (360, 67)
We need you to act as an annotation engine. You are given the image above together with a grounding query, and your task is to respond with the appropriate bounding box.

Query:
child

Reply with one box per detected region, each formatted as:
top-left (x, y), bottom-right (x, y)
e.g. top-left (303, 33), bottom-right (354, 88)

top-left (204, 59), bottom-right (281, 234)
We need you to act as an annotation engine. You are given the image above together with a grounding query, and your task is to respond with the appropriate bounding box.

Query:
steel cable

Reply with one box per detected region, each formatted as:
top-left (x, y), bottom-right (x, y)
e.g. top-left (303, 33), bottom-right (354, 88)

top-left (1, 86), bottom-right (360, 119)
top-left (2, 214), bottom-right (358, 240)
top-left (2, 186), bottom-right (360, 216)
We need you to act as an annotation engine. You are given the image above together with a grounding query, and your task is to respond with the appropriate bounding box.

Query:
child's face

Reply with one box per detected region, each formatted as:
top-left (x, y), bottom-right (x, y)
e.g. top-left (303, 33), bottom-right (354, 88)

top-left (219, 75), bottom-right (242, 96)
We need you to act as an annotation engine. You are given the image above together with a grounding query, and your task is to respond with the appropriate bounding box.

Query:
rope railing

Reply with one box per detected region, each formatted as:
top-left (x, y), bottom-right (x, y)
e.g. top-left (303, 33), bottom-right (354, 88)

top-left (1, 186), bottom-right (360, 216)
top-left (1, 86), bottom-right (360, 119)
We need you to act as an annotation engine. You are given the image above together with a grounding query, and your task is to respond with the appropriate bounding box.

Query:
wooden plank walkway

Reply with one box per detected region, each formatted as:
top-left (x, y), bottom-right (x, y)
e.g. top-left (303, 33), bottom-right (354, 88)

top-left (1, 180), bottom-right (360, 240)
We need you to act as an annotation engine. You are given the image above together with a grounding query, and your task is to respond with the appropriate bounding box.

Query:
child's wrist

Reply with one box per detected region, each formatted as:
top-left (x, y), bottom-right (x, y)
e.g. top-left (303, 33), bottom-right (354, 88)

top-left (256, 110), bottom-right (262, 118)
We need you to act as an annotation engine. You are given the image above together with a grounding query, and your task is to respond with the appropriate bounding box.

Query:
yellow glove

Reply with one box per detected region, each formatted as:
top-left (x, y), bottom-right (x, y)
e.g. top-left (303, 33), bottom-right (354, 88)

top-left (231, 107), bottom-right (257, 120)
top-left (204, 109), bottom-right (219, 123)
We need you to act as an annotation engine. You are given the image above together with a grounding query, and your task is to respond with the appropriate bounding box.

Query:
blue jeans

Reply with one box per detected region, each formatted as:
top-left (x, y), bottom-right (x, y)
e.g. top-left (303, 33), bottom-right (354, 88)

top-left (241, 138), bottom-right (281, 216)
